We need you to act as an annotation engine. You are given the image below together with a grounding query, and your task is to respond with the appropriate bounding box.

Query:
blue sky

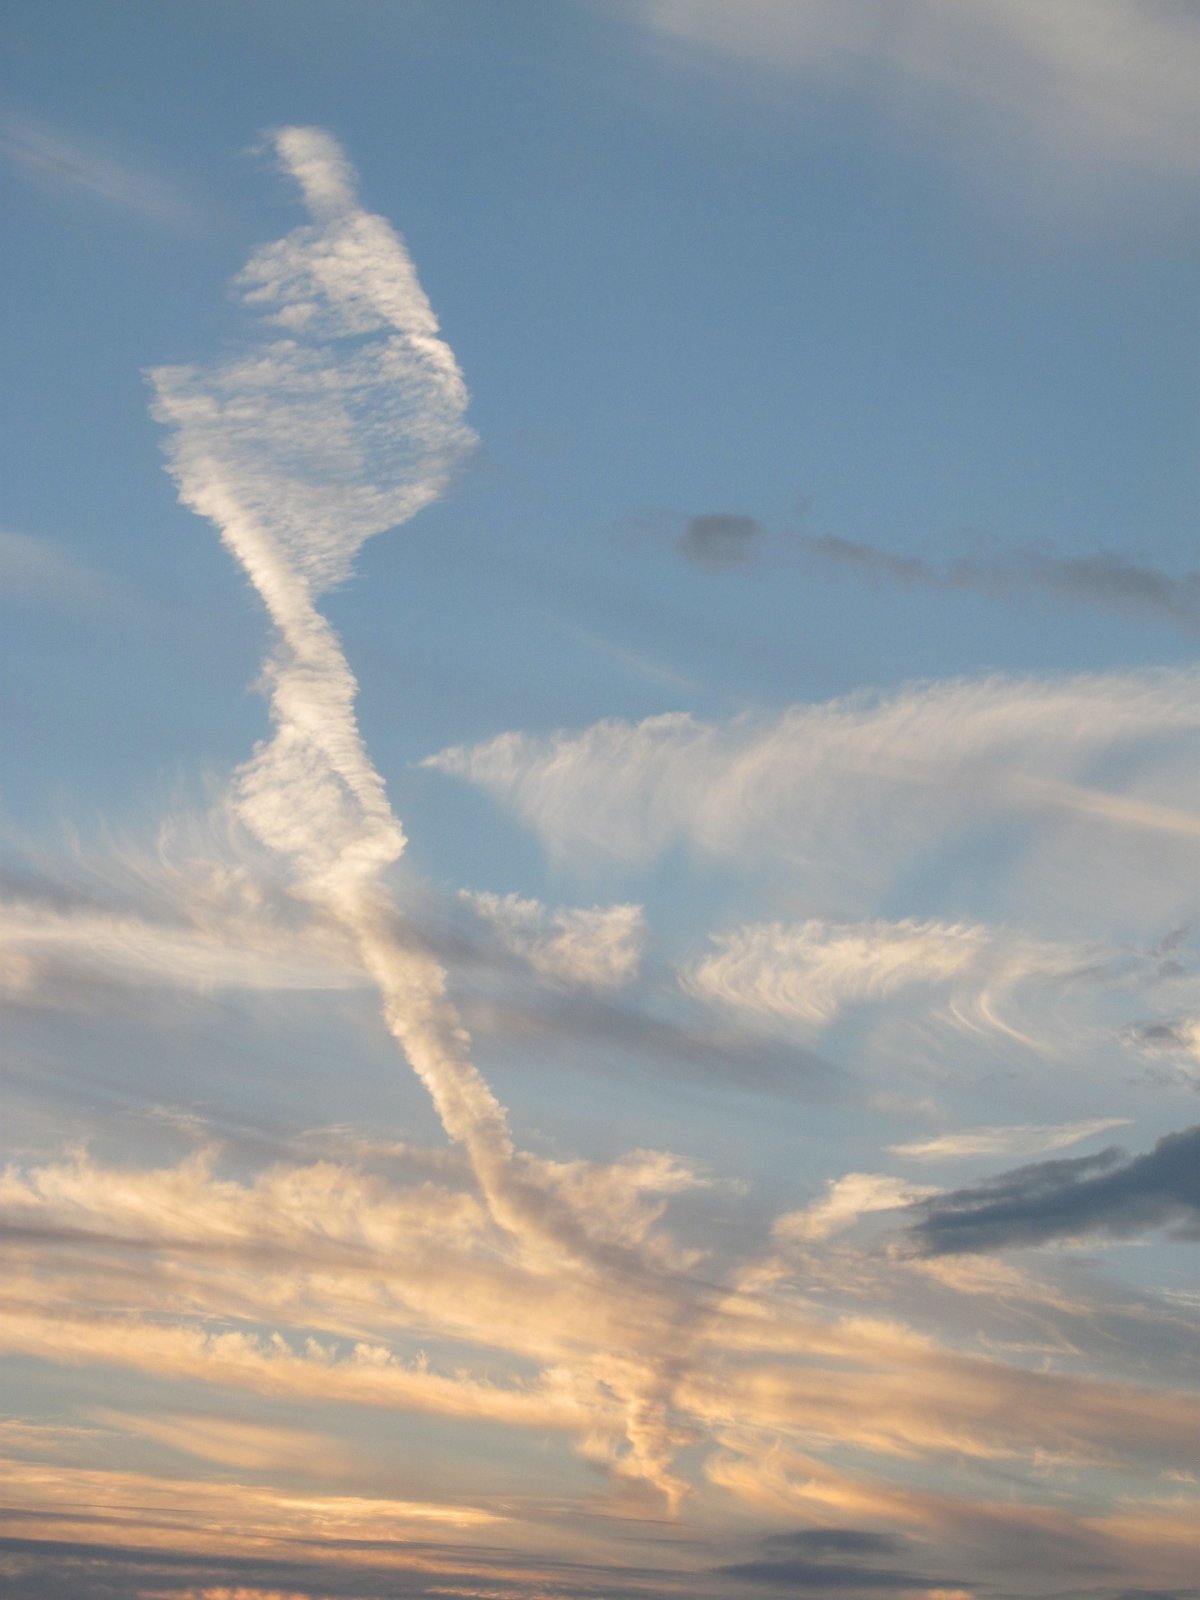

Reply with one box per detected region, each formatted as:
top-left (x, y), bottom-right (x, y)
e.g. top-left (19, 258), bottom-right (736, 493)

top-left (4, 5), bottom-right (1200, 1598)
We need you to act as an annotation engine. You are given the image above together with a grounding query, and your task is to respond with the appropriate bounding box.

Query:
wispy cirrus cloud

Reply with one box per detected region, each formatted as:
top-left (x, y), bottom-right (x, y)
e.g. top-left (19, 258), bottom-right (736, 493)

top-left (425, 673), bottom-right (1200, 931)
top-left (680, 917), bottom-right (994, 1028)
top-left (1, 116), bottom-right (193, 222)
top-left (890, 1117), bottom-right (1133, 1163)
top-left (637, 0), bottom-right (1200, 180)
top-left (0, 529), bottom-right (111, 606)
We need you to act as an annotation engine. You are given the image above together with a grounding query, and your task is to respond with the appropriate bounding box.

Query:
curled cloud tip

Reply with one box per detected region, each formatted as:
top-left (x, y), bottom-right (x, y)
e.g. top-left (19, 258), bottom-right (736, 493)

top-left (152, 124), bottom-right (474, 595)
top-left (272, 124), bottom-right (361, 219)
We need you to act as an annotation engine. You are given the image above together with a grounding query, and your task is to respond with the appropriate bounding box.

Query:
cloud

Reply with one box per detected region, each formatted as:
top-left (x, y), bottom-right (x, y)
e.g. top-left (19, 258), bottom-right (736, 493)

top-left (680, 918), bottom-right (990, 1027)
top-left (637, 0), bottom-right (1200, 179)
top-left (0, 530), bottom-right (110, 606)
top-left (719, 1556), bottom-right (946, 1593)
top-left (460, 891), bottom-right (645, 989)
top-left (10, 1128), bottom-right (1200, 1590)
top-left (718, 1522), bottom-right (952, 1592)
top-left (1125, 1018), bottom-right (1200, 1082)
top-left (774, 1173), bottom-right (938, 1243)
top-left (802, 535), bottom-right (1200, 635)
top-left (13, 120), bottom-right (1200, 1594)
top-left (679, 917), bottom-right (1193, 1067)
top-left (0, 896), bottom-right (365, 1006)
top-left (0, 117), bottom-right (192, 222)
top-left (424, 671), bottom-right (1200, 896)
top-left (706, 1437), bottom-right (1200, 1591)
top-left (676, 513), bottom-right (765, 570)
top-left (906, 1124), bottom-right (1200, 1255)
top-left (147, 131), bottom-right (710, 1502)
top-left (0, 820), bottom-right (371, 1011)
top-left (890, 1118), bottom-right (1132, 1162)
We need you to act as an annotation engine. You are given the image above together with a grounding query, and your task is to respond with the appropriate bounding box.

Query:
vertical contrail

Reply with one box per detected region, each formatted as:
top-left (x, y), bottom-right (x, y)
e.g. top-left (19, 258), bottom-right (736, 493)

top-left (151, 126), bottom-right (560, 1246)
top-left (149, 128), bottom-right (689, 1501)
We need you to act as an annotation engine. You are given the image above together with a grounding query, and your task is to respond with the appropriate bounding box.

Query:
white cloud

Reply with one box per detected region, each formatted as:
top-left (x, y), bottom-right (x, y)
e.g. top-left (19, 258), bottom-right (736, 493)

top-left (462, 891), bottom-right (645, 990)
top-left (676, 915), bottom-right (1138, 1058)
top-left (681, 917), bottom-right (989, 1026)
top-left (427, 673), bottom-right (1200, 922)
top-left (889, 1117), bottom-right (1132, 1162)
top-left (638, 0), bottom-right (1200, 178)
top-left (773, 1172), bottom-right (939, 1242)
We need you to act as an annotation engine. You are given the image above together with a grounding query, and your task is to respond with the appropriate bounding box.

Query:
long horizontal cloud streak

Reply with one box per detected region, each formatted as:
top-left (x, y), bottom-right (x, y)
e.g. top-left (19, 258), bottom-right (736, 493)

top-left (804, 534), bottom-right (1200, 634)
top-left (148, 129), bottom-right (692, 1499)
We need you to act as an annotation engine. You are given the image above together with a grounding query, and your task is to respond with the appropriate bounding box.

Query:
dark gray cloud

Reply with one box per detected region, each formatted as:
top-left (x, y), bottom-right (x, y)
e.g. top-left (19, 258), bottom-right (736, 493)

top-left (716, 1524), bottom-right (957, 1592)
top-left (907, 1124), bottom-right (1200, 1255)
top-left (802, 534), bottom-right (1200, 633)
top-left (0, 1533), bottom-right (696, 1600)
top-left (676, 513), bottom-right (765, 569)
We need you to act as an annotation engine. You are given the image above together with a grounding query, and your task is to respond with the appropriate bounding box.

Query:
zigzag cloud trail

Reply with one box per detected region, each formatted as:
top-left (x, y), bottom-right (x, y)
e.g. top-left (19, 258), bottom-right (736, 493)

top-left (149, 127), bottom-right (691, 1501)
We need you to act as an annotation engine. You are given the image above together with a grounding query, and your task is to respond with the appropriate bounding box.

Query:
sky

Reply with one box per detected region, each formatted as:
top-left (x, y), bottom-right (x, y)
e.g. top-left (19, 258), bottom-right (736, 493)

top-left (3, 3), bottom-right (1200, 1597)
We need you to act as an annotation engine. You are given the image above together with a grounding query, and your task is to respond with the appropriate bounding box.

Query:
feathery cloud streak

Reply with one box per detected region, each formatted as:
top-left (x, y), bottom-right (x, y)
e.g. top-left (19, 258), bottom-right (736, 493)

top-left (890, 1118), bottom-right (1133, 1163)
top-left (426, 673), bottom-right (1200, 893)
